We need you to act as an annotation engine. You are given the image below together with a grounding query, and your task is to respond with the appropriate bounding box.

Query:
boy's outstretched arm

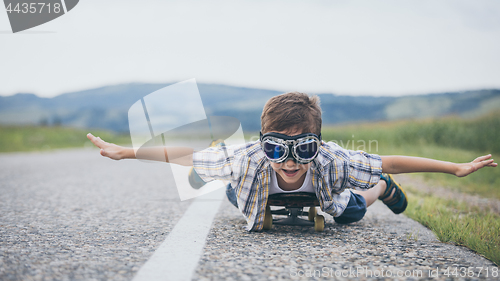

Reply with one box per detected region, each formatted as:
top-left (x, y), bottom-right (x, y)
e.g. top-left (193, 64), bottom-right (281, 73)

top-left (86, 133), bottom-right (194, 166)
top-left (380, 154), bottom-right (497, 177)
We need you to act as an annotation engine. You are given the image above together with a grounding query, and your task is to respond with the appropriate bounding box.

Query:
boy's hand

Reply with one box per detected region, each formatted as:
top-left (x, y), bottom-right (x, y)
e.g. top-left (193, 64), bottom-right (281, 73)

top-left (455, 154), bottom-right (497, 177)
top-left (87, 133), bottom-right (133, 160)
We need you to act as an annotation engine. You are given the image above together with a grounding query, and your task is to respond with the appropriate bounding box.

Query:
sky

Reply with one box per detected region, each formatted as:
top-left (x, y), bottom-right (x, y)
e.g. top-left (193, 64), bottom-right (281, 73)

top-left (1, 0), bottom-right (500, 98)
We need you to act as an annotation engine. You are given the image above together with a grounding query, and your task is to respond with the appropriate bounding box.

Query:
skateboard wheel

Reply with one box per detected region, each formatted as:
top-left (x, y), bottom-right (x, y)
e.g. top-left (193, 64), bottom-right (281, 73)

top-left (308, 206), bottom-right (316, 222)
top-left (263, 205), bottom-right (273, 230)
top-left (314, 215), bottom-right (325, 232)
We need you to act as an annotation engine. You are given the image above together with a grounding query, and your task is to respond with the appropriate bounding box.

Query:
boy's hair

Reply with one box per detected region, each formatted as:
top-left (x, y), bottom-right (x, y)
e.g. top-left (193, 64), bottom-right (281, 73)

top-left (261, 92), bottom-right (322, 136)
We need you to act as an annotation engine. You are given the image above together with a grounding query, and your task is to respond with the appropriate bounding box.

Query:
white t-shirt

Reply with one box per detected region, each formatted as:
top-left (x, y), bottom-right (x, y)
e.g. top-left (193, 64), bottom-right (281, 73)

top-left (269, 169), bottom-right (315, 195)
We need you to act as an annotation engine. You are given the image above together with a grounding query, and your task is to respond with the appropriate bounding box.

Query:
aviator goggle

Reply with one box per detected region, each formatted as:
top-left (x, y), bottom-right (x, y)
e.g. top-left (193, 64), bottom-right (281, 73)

top-left (260, 132), bottom-right (322, 164)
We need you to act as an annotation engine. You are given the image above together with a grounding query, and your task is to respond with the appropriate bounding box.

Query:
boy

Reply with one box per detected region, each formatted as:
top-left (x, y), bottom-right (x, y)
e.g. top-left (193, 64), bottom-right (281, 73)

top-left (87, 92), bottom-right (496, 231)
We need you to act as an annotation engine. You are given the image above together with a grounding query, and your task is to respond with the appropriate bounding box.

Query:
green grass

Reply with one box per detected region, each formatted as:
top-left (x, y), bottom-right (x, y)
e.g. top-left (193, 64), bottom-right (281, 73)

top-left (405, 187), bottom-right (500, 265)
top-left (381, 145), bottom-right (500, 200)
top-left (322, 113), bottom-right (500, 265)
top-left (0, 125), bottom-right (130, 153)
top-left (322, 115), bottom-right (500, 200)
top-left (322, 111), bottom-right (500, 155)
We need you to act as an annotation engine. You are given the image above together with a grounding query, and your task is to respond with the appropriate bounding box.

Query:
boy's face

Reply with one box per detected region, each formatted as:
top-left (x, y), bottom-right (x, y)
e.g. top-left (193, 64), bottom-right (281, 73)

top-left (267, 129), bottom-right (313, 187)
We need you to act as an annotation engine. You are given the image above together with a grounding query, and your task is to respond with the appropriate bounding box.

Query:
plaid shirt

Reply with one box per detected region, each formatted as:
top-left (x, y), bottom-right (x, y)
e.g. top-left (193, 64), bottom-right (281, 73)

top-left (193, 141), bottom-right (382, 231)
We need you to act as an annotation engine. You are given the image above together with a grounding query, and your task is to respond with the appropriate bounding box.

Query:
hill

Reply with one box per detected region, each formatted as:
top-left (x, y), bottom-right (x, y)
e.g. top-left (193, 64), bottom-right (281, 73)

top-left (0, 83), bottom-right (499, 133)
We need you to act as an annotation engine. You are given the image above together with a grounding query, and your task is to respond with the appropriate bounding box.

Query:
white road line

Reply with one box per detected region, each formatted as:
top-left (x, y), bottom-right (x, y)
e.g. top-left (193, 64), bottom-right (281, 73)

top-left (133, 187), bottom-right (225, 281)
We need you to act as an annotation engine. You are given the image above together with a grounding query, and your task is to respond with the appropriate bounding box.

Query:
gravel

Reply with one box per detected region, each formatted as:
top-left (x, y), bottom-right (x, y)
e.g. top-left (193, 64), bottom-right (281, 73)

top-left (193, 193), bottom-right (497, 280)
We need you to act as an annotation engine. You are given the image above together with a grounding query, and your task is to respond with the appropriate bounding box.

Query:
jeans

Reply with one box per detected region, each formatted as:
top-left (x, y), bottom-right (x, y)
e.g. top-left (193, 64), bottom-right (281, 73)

top-left (226, 184), bottom-right (239, 208)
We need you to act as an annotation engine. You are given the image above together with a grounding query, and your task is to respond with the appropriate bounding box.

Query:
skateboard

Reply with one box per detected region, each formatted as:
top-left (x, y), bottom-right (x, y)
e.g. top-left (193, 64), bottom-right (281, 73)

top-left (264, 192), bottom-right (325, 232)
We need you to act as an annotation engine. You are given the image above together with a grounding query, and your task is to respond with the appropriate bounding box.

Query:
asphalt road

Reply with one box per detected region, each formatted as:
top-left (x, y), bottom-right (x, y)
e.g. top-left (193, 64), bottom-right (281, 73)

top-left (1, 149), bottom-right (497, 280)
top-left (0, 148), bottom-right (189, 280)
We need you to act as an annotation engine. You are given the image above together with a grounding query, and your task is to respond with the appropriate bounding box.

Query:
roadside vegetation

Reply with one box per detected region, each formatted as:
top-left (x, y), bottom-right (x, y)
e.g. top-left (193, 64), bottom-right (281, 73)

top-left (0, 125), bottom-right (130, 153)
top-left (323, 111), bottom-right (500, 265)
top-left (405, 188), bottom-right (500, 266)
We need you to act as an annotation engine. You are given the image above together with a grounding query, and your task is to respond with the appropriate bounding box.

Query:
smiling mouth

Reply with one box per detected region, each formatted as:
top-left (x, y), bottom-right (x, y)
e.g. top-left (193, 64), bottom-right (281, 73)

top-left (282, 169), bottom-right (299, 177)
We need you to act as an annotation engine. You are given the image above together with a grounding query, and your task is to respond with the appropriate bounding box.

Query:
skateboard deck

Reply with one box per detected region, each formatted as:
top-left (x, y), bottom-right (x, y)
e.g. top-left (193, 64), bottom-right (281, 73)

top-left (267, 192), bottom-right (320, 207)
top-left (264, 192), bottom-right (325, 232)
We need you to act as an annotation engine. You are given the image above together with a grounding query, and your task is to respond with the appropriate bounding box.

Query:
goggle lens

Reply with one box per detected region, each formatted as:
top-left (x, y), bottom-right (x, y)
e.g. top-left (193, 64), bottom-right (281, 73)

top-left (263, 141), bottom-right (286, 160)
top-left (295, 140), bottom-right (318, 160)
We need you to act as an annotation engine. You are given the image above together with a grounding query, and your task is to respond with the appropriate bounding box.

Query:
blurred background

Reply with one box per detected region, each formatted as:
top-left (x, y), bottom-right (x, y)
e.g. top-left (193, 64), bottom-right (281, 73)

top-left (1, 0), bottom-right (499, 149)
top-left (1, 0), bottom-right (500, 265)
